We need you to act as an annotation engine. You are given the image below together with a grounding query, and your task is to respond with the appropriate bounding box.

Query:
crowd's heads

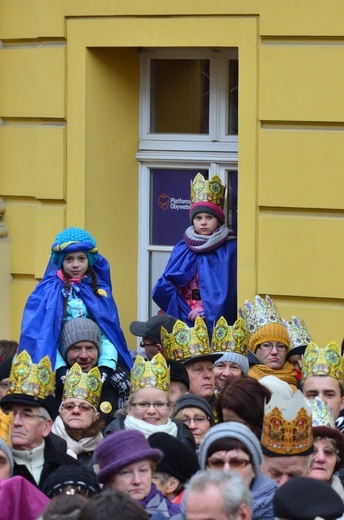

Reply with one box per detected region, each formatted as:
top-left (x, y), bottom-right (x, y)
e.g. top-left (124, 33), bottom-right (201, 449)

top-left (189, 173), bottom-right (226, 225)
top-left (129, 314), bottom-right (177, 346)
top-left (50, 227), bottom-right (98, 268)
top-left (211, 317), bottom-right (249, 376)
top-left (59, 318), bottom-right (101, 361)
top-left (42, 465), bottom-right (101, 498)
top-left (94, 429), bottom-right (162, 484)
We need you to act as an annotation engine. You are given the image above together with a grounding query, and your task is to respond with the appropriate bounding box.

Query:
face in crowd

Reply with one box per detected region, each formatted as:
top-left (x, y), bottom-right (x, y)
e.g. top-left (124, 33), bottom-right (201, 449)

top-left (66, 342), bottom-right (98, 373)
top-left (301, 376), bottom-right (344, 420)
top-left (185, 360), bottom-right (215, 400)
top-left (127, 387), bottom-right (172, 426)
top-left (261, 454), bottom-right (311, 486)
top-left (2, 404), bottom-right (52, 451)
top-left (214, 361), bottom-right (243, 391)
top-left (174, 406), bottom-right (212, 446)
top-left (107, 459), bottom-right (154, 501)
top-left (255, 341), bottom-right (287, 370)
top-left (59, 398), bottom-right (100, 432)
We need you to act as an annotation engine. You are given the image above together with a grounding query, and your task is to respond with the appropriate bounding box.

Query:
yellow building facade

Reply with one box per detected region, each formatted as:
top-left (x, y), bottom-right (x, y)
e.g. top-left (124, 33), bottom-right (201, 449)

top-left (0, 1), bottom-right (343, 347)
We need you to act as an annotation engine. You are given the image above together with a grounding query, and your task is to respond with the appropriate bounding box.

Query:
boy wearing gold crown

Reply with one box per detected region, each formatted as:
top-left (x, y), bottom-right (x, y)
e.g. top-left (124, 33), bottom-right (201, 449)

top-left (152, 173), bottom-right (237, 336)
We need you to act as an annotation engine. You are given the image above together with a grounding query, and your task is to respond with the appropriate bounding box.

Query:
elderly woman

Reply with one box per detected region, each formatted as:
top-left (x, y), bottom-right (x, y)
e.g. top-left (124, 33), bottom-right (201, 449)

top-left (95, 429), bottom-right (181, 518)
top-left (51, 363), bottom-right (104, 464)
top-left (309, 397), bottom-right (344, 500)
top-left (172, 394), bottom-right (214, 451)
top-left (198, 422), bottom-right (277, 520)
top-left (104, 353), bottom-right (194, 450)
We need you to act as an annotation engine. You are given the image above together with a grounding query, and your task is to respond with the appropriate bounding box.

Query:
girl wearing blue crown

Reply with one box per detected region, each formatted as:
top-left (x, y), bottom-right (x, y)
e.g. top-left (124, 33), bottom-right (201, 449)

top-left (152, 173), bottom-right (237, 335)
top-left (18, 227), bottom-right (133, 381)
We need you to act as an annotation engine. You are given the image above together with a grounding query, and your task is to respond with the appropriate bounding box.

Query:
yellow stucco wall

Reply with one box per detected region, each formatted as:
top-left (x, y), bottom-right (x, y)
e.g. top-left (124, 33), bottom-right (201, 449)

top-left (0, 1), bottom-right (343, 347)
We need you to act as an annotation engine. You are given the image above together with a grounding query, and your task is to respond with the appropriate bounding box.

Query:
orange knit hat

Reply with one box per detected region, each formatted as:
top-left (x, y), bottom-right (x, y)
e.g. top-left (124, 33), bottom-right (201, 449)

top-left (249, 323), bottom-right (290, 353)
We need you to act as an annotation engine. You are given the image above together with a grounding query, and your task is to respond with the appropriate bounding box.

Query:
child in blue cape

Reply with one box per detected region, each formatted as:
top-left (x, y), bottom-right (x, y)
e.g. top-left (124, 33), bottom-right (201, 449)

top-left (18, 227), bottom-right (133, 382)
top-left (152, 173), bottom-right (237, 335)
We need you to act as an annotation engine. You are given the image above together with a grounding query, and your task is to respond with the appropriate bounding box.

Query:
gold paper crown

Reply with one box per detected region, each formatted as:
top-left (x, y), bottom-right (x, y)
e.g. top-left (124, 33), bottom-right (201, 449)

top-left (62, 363), bottom-right (103, 408)
top-left (308, 396), bottom-right (335, 428)
top-left (238, 295), bottom-right (284, 336)
top-left (190, 173), bottom-right (225, 210)
top-left (161, 317), bottom-right (211, 362)
top-left (7, 350), bottom-right (55, 399)
top-left (211, 317), bottom-right (249, 357)
top-left (0, 409), bottom-right (13, 448)
top-left (130, 353), bottom-right (170, 394)
top-left (301, 341), bottom-right (344, 384)
top-left (282, 316), bottom-right (312, 351)
top-left (261, 390), bottom-right (313, 455)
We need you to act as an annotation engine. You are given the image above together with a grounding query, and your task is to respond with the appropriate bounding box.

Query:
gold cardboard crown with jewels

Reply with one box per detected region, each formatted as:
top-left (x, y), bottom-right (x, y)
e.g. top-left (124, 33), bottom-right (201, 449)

top-left (190, 173), bottom-right (225, 210)
top-left (62, 363), bottom-right (103, 408)
top-left (211, 317), bottom-right (249, 356)
top-left (261, 390), bottom-right (313, 455)
top-left (282, 316), bottom-right (312, 352)
top-left (308, 396), bottom-right (335, 428)
top-left (0, 409), bottom-right (13, 448)
top-left (161, 317), bottom-right (211, 362)
top-left (130, 353), bottom-right (170, 394)
top-left (301, 341), bottom-right (344, 384)
top-left (238, 294), bottom-right (284, 335)
top-left (7, 350), bottom-right (55, 399)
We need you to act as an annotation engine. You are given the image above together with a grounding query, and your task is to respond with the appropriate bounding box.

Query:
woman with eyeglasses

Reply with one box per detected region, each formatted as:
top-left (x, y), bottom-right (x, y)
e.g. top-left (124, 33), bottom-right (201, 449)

top-left (198, 422), bottom-right (277, 520)
top-left (104, 353), bottom-right (195, 451)
top-left (172, 394), bottom-right (214, 451)
top-left (51, 363), bottom-right (105, 465)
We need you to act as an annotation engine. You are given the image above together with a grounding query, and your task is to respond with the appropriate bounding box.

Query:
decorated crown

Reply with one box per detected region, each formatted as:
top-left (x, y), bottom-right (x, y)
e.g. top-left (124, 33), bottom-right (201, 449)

top-left (211, 317), bottom-right (249, 357)
top-left (0, 409), bottom-right (13, 448)
top-left (282, 316), bottom-right (312, 351)
top-left (161, 317), bottom-right (211, 362)
top-left (7, 350), bottom-right (55, 399)
top-left (130, 353), bottom-right (170, 394)
top-left (238, 295), bottom-right (283, 335)
top-left (308, 396), bottom-right (335, 428)
top-left (301, 341), bottom-right (344, 384)
top-left (261, 390), bottom-right (313, 456)
top-left (190, 173), bottom-right (225, 210)
top-left (62, 363), bottom-right (104, 408)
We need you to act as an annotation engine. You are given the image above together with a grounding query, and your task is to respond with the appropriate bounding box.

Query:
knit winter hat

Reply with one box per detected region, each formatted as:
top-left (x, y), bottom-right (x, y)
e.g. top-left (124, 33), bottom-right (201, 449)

top-left (60, 318), bottom-right (101, 360)
top-left (42, 465), bottom-right (101, 498)
top-left (213, 352), bottom-right (249, 375)
top-left (259, 375), bottom-right (293, 401)
top-left (190, 203), bottom-right (225, 225)
top-left (0, 439), bottom-right (13, 476)
top-left (249, 323), bottom-right (290, 354)
top-left (50, 227), bottom-right (98, 268)
top-left (148, 432), bottom-right (200, 484)
top-left (198, 422), bottom-right (263, 476)
top-left (172, 394), bottom-right (215, 426)
top-left (95, 429), bottom-right (163, 484)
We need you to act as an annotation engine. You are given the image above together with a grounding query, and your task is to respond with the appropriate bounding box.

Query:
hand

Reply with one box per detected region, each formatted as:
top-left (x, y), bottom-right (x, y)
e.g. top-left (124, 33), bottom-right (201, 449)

top-left (188, 308), bottom-right (200, 322)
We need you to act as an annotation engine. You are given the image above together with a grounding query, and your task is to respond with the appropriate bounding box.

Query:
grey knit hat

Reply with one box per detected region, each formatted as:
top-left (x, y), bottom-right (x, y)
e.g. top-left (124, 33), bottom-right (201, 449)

top-left (213, 352), bottom-right (249, 375)
top-left (59, 318), bottom-right (101, 359)
top-left (198, 422), bottom-right (263, 476)
top-left (172, 394), bottom-right (215, 426)
top-left (0, 439), bottom-right (13, 476)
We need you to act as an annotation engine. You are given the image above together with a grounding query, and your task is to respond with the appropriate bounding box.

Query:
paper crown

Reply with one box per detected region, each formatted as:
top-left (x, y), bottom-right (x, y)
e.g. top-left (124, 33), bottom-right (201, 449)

top-left (211, 317), bottom-right (249, 357)
top-left (301, 341), bottom-right (344, 384)
top-left (283, 316), bottom-right (312, 352)
top-left (62, 363), bottom-right (104, 408)
top-left (308, 396), bottom-right (335, 428)
top-left (261, 390), bottom-right (313, 456)
top-left (130, 353), bottom-right (170, 394)
top-left (7, 350), bottom-right (55, 399)
top-left (190, 173), bottom-right (225, 210)
top-left (161, 317), bottom-right (213, 363)
top-left (0, 409), bottom-right (13, 448)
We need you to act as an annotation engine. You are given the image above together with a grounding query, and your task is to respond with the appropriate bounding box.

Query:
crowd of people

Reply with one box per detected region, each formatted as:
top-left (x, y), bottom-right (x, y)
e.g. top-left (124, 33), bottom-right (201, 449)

top-left (1, 172), bottom-right (344, 520)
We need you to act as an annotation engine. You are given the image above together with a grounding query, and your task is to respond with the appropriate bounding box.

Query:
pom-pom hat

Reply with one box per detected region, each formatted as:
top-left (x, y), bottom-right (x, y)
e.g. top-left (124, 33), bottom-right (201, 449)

top-left (51, 227), bottom-right (98, 268)
top-left (95, 430), bottom-right (163, 484)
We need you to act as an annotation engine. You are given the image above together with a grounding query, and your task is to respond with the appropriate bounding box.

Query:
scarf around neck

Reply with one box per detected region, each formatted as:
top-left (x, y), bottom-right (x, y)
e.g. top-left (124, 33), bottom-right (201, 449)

top-left (248, 361), bottom-right (297, 391)
top-left (52, 415), bottom-right (103, 457)
top-left (184, 225), bottom-right (235, 253)
top-left (124, 415), bottom-right (178, 439)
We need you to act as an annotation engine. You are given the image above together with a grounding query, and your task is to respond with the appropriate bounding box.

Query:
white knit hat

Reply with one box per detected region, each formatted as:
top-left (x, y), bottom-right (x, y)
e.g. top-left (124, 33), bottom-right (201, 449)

top-left (259, 375), bottom-right (293, 401)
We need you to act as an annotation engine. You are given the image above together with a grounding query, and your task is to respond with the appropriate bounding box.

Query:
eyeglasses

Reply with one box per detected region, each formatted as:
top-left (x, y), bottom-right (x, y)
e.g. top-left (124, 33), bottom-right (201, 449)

top-left (207, 457), bottom-right (251, 470)
top-left (139, 341), bottom-right (157, 348)
top-left (130, 402), bottom-right (170, 410)
top-left (180, 416), bottom-right (209, 426)
top-left (258, 342), bottom-right (287, 352)
top-left (3, 409), bottom-right (45, 422)
top-left (60, 402), bottom-right (96, 413)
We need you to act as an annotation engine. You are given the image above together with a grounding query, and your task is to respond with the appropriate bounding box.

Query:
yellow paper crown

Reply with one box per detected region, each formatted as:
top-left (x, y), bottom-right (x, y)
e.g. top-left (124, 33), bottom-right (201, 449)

top-left (62, 363), bottom-right (103, 408)
top-left (211, 317), bottom-right (249, 356)
top-left (7, 350), bottom-right (55, 399)
top-left (261, 390), bottom-right (313, 455)
top-left (161, 316), bottom-right (211, 362)
top-left (130, 353), bottom-right (170, 394)
top-left (301, 341), bottom-right (344, 384)
top-left (0, 409), bottom-right (14, 448)
top-left (190, 173), bottom-right (225, 210)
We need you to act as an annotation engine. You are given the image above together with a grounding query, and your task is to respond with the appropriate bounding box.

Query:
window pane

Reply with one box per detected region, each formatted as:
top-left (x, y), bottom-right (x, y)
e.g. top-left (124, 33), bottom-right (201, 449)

top-left (150, 59), bottom-right (210, 134)
top-left (227, 59), bottom-right (238, 135)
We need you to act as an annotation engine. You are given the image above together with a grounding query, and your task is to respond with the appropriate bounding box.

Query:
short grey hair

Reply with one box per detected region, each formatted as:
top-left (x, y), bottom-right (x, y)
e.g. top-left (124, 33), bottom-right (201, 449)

top-left (184, 469), bottom-right (252, 519)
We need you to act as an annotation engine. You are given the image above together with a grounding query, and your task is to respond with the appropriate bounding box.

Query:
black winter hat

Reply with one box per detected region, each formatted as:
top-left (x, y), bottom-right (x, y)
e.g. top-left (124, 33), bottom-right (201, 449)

top-left (0, 356), bottom-right (13, 381)
top-left (42, 465), bottom-right (101, 498)
top-left (148, 432), bottom-right (200, 484)
top-left (168, 360), bottom-right (190, 390)
top-left (172, 394), bottom-right (215, 426)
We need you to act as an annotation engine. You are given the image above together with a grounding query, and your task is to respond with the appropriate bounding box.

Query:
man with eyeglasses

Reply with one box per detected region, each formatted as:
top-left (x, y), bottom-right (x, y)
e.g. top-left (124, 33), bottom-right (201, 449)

top-left (129, 314), bottom-right (177, 360)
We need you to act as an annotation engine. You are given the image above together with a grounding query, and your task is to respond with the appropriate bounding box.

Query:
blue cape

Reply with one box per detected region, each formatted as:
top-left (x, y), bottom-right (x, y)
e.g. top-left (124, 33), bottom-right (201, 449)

top-left (18, 254), bottom-right (133, 370)
top-left (152, 238), bottom-right (237, 335)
